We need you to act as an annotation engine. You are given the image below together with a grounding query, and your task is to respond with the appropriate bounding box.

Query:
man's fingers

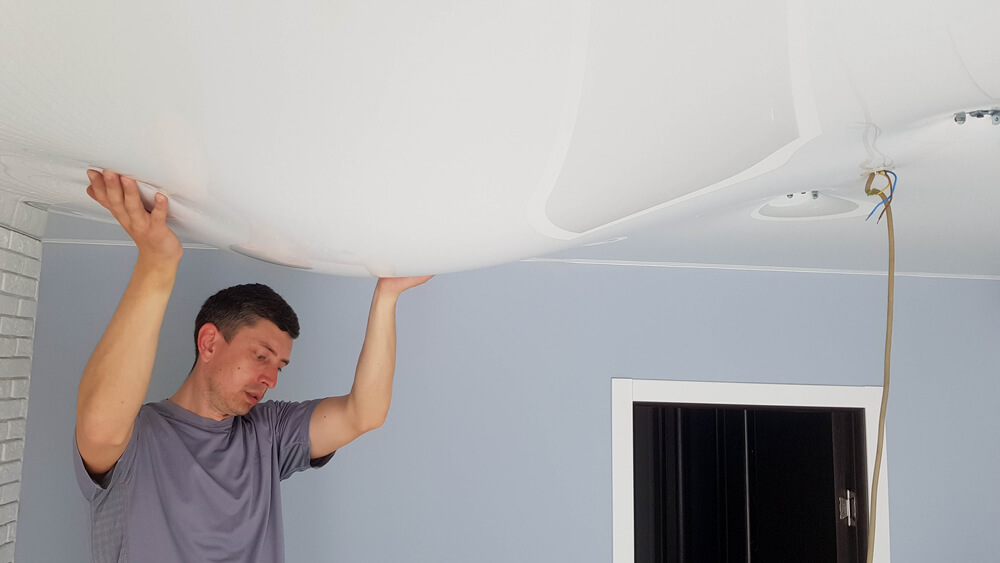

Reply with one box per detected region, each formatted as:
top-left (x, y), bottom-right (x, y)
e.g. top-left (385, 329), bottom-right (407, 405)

top-left (406, 275), bottom-right (434, 288)
top-left (86, 169), bottom-right (102, 187)
top-left (88, 171), bottom-right (154, 231)
top-left (102, 170), bottom-right (125, 209)
top-left (83, 170), bottom-right (183, 260)
top-left (377, 275), bottom-right (434, 296)
top-left (149, 192), bottom-right (169, 225)
top-left (86, 169), bottom-right (108, 205)
top-left (120, 176), bottom-right (150, 225)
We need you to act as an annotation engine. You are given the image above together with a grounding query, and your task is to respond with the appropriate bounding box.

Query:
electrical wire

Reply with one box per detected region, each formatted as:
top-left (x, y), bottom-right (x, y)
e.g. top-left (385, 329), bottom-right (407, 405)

top-left (863, 171), bottom-right (895, 563)
top-left (865, 171), bottom-right (895, 222)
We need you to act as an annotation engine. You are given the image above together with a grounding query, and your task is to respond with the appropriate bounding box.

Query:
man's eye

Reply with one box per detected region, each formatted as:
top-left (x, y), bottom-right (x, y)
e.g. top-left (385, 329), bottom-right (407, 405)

top-left (257, 354), bottom-right (266, 360)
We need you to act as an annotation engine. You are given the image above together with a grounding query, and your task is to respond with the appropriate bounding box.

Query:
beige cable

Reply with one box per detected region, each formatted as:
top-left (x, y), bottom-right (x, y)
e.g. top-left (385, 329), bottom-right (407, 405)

top-left (863, 171), bottom-right (894, 563)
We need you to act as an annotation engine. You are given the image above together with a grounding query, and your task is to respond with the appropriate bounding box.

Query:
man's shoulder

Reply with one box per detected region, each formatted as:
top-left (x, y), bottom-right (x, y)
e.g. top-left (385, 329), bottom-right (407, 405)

top-left (248, 399), bottom-right (293, 416)
top-left (136, 400), bottom-right (167, 424)
top-left (246, 399), bottom-right (310, 419)
top-left (136, 400), bottom-right (232, 433)
top-left (245, 398), bottom-right (324, 431)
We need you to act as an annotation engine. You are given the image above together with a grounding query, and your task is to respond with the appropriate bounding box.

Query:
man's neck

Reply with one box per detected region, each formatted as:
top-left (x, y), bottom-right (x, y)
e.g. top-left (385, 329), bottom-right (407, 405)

top-left (169, 369), bottom-right (229, 421)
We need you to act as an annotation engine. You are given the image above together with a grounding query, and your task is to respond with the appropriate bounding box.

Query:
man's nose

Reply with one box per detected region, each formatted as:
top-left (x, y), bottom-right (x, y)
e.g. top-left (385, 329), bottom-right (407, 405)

top-left (260, 368), bottom-right (278, 389)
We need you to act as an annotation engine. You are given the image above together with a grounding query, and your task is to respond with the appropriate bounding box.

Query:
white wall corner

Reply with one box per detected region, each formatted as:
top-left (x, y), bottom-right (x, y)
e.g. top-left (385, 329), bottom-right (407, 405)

top-left (0, 192), bottom-right (47, 563)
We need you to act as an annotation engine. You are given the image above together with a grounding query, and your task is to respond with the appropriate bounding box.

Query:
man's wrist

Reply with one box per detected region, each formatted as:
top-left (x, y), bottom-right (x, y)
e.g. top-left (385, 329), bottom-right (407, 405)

top-left (373, 280), bottom-right (403, 302)
top-left (133, 254), bottom-right (180, 290)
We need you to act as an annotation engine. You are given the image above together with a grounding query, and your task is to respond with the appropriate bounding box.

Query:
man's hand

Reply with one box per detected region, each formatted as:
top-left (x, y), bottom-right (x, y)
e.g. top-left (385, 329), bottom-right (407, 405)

top-left (375, 275), bottom-right (433, 298)
top-left (86, 169), bottom-right (183, 265)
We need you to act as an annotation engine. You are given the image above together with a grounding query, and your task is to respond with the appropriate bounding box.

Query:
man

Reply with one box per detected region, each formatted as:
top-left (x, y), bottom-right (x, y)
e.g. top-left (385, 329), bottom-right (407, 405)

top-left (74, 169), bottom-right (431, 562)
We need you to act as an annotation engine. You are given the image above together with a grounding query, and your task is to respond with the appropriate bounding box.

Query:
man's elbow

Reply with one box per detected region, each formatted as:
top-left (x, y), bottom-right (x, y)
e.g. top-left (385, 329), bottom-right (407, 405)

top-left (358, 414), bottom-right (387, 434)
top-left (345, 396), bottom-right (390, 434)
top-left (76, 412), bottom-right (132, 450)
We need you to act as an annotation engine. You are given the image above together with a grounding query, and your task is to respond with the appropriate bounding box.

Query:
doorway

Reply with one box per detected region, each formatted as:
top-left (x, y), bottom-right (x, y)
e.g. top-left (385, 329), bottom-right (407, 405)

top-left (611, 379), bottom-right (890, 563)
top-left (633, 404), bottom-right (868, 562)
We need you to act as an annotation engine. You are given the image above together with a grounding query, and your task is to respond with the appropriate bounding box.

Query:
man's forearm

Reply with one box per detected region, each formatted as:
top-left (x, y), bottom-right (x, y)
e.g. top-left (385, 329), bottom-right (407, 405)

top-left (346, 283), bottom-right (399, 432)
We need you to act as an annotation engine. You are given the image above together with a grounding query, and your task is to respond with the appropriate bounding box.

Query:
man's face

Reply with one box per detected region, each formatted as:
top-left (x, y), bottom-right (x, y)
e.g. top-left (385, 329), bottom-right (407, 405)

top-left (204, 319), bottom-right (293, 419)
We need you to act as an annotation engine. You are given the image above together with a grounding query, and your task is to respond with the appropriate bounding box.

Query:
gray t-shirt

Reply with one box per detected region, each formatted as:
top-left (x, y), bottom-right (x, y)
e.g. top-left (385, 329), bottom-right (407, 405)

top-left (74, 398), bottom-right (333, 563)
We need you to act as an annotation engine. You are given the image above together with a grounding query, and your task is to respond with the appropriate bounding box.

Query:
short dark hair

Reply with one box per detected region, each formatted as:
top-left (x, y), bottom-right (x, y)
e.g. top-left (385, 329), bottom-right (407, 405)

top-left (193, 283), bottom-right (299, 360)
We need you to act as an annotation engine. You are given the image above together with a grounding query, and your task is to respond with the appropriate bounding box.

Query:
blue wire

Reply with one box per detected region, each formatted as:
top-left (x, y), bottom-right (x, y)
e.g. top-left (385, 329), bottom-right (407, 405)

top-left (866, 171), bottom-right (896, 221)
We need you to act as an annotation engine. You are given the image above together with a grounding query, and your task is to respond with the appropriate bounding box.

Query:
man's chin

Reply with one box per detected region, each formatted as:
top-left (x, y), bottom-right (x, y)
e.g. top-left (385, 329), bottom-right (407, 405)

top-left (228, 398), bottom-right (254, 417)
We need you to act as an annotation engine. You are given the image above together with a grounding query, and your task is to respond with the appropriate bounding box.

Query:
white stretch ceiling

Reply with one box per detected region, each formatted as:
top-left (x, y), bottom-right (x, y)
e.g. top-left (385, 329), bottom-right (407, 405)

top-left (2, 1), bottom-right (999, 277)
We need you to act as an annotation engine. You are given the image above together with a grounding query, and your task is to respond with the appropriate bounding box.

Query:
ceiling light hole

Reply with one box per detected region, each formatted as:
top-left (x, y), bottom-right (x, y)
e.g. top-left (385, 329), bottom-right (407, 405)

top-left (754, 191), bottom-right (860, 220)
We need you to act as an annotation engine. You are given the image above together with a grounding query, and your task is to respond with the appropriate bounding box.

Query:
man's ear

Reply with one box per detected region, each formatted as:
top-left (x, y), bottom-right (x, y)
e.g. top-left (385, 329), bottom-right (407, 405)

top-left (196, 323), bottom-right (222, 362)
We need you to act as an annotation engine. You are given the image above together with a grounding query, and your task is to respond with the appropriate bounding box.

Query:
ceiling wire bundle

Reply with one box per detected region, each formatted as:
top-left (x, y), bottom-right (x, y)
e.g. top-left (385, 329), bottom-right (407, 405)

top-left (863, 170), bottom-right (895, 563)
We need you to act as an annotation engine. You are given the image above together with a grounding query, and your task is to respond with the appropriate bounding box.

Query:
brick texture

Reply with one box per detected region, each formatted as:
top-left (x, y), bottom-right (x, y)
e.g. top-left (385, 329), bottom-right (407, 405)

top-left (0, 194), bottom-right (46, 563)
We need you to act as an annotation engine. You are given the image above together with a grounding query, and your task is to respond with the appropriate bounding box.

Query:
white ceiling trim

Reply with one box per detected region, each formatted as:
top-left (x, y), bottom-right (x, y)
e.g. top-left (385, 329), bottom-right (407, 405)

top-left (42, 238), bottom-right (215, 250)
top-left (522, 257), bottom-right (1000, 281)
top-left (37, 241), bottom-right (1000, 281)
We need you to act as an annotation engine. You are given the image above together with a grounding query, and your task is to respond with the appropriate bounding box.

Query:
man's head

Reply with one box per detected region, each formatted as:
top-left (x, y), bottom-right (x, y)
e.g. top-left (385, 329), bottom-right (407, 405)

top-left (193, 283), bottom-right (299, 363)
top-left (188, 284), bottom-right (299, 418)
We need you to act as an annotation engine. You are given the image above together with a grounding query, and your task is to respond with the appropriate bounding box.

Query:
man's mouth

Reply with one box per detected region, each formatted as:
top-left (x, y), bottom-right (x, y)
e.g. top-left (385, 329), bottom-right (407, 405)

top-left (246, 391), bottom-right (261, 405)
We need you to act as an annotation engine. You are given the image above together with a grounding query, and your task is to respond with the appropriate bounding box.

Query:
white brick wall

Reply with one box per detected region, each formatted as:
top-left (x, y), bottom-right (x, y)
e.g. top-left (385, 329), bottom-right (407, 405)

top-left (0, 195), bottom-right (46, 563)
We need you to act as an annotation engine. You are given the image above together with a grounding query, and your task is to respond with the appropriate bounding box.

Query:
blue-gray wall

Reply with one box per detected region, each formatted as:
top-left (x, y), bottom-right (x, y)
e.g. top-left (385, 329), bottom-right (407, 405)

top-left (15, 237), bottom-right (1000, 562)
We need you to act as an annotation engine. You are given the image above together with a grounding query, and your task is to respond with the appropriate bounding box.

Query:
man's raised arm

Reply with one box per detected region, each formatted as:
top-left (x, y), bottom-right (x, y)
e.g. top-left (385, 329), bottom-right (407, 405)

top-left (308, 275), bottom-right (432, 458)
top-left (76, 170), bottom-right (183, 477)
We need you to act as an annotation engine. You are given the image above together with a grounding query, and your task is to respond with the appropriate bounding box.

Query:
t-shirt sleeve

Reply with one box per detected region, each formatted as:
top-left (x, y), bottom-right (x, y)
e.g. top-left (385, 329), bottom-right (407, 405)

top-left (73, 413), bottom-right (141, 501)
top-left (267, 399), bottom-right (335, 480)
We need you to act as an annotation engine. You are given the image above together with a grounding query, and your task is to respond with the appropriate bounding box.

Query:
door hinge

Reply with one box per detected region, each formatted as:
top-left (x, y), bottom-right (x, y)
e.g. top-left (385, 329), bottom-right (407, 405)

top-left (839, 489), bottom-right (858, 527)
